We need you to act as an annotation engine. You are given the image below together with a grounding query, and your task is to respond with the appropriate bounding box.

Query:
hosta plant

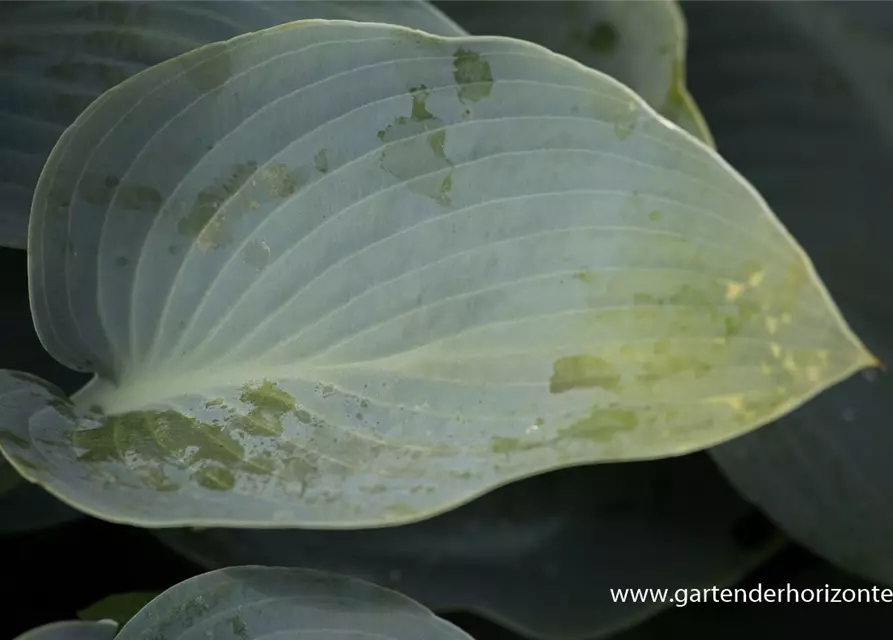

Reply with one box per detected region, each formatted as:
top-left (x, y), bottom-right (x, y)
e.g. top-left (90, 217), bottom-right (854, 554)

top-left (1, 1), bottom-right (889, 639)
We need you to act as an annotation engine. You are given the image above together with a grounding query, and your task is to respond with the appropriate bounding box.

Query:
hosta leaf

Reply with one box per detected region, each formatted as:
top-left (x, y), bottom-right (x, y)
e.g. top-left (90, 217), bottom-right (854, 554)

top-left (156, 454), bottom-right (782, 640)
top-left (0, 0), bottom-right (463, 249)
top-left (685, 1), bottom-right (893, 584)
top-left (0, 373), bottom-right (83, 534)
top-left (13, 621), bottom-right (117, 640)
top-left (436, 0), bottom-right (712, 145)
top-left (112, 566), bottom-right (473, 640)
top-left (0, 246), bottom-right (85, 532)
top-left (2, 21), bottom-right (875, 527)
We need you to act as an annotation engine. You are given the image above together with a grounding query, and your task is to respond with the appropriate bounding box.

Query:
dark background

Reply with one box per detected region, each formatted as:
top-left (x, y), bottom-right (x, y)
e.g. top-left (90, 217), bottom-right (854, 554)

top-left (3, 1), bottom-right (893, 637)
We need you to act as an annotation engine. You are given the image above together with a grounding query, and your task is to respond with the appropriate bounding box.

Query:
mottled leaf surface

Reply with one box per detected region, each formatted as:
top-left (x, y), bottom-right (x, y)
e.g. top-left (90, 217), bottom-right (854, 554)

top-left (13, 621), bottom-right (117, 640)
top-left (112, 566), bottom-right (473, 640)
top-left (4, 21), bottom-right (874, 527)
top-left (436, 0), bottom-right (712, 144)
top-left (0, 0), bottom-right (463, 249)
top-left (683, 0), bottom-right (893, 585)
top-left (156, 454), bottom-right (782, 639)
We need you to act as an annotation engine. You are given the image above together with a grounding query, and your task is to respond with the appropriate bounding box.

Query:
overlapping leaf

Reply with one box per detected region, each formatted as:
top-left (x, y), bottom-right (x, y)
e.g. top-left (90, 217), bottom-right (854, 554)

top-left (0, 246), bottom-right (84, 533)
top-left (0, 0), bottom-right (463, 249)
top-left (113, 566), bottom-right (474, 640)
top-left (0, 20), bottom-right (874, 527)
top-left (156, 454), bottom-right (782, 639)
top-left (12, 621), bottom-right (117, 640)
top-left (679, 0), bottom-right (893, 585)
top-left (436, 0), bottom-right (712, 144)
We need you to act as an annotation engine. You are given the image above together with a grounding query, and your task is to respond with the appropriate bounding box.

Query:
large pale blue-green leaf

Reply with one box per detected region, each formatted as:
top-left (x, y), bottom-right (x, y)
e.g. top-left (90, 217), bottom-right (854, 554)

top-left (678, 0), bottom-right (893, 585)
top-left (0, 0), bottom-right (463, 249)
top-left (113, 566), bottom-right (474, 640)
top-left (156, 454), bottom-right (782, 639)
top-left (2, 20), bottom-right (875, 527)
top-left (13, 621), bottom-right (117, 640)
top-left (436, 0), bottom-right (712, 145)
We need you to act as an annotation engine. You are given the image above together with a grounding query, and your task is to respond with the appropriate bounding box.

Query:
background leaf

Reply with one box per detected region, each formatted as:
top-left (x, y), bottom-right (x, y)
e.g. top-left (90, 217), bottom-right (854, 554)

top-left (155, 453), bottom-right (781, 639)
top-left (13, 621), bottom-right (117, 640)
top-left (0, 0), bottom-right (463, 249)
top-left (7, 19), bottom-right (873, 527)
top-left (76, 592), bottom-right (158, 627)
top-left (436, 0), bottom-right (712, 144)
top-left (677, 0), bottom-right (893, 585)
top-left (113, 566), bottom-right (474, 640)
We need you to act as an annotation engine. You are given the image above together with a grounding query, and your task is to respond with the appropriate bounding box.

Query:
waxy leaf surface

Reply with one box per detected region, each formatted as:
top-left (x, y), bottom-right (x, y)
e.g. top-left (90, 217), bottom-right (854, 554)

top-left (437, 0), bottom-right (712, 144)
top-left (0, 0), bottom-right (463, 248)
top-left (0, 21), bottom-right (873, 527)
top-left (112, 566), bottom-right (473, 640)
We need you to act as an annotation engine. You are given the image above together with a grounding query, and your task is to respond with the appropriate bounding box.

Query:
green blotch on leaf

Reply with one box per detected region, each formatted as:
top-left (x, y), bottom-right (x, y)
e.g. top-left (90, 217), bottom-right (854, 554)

top-left (114, 256), bottom-right (129, 267)
top-left (550, 355), bottom-right (621, 393)
top-left (314, 148), bottom-right (329, 173)
top-left (490, 437), bottom-right (543, 454)
top-left (78, 174), bottom-right (120, 206)
top-left (194, 465), bottom-right (236, 491)
top-left (386, 503), bottom-right (416, 517)
top-left (572, 270), bottom-right (599, 285)
top-left (258, 163), bottom-right (305, 199)
top-left (649, 209), bottom-right (662, 222)
top-left (177, 162), bottom-right (257, 250)
top-left (638, 354), bottom-right (712, 385)
top-left (236, 379), bottom-right (297, 437)
top-left (587, 21), bottom-right (619, 54)
top-left (378, 86), bottom-right (453, 204)
top-left (77, 174), bottom-right (162, 213)
top-left (230, 616), bottom-right (250, 640)
top-left (241, 239), bottom-right (271, 271)
top-left (560, 408), bottom-right (639, 442)
top-left (453, 48), bottom-right (493, 103)
top-left (614, 118), bottom-right (636, 140)
top-left (118, 184), bottom-right (163, 213)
